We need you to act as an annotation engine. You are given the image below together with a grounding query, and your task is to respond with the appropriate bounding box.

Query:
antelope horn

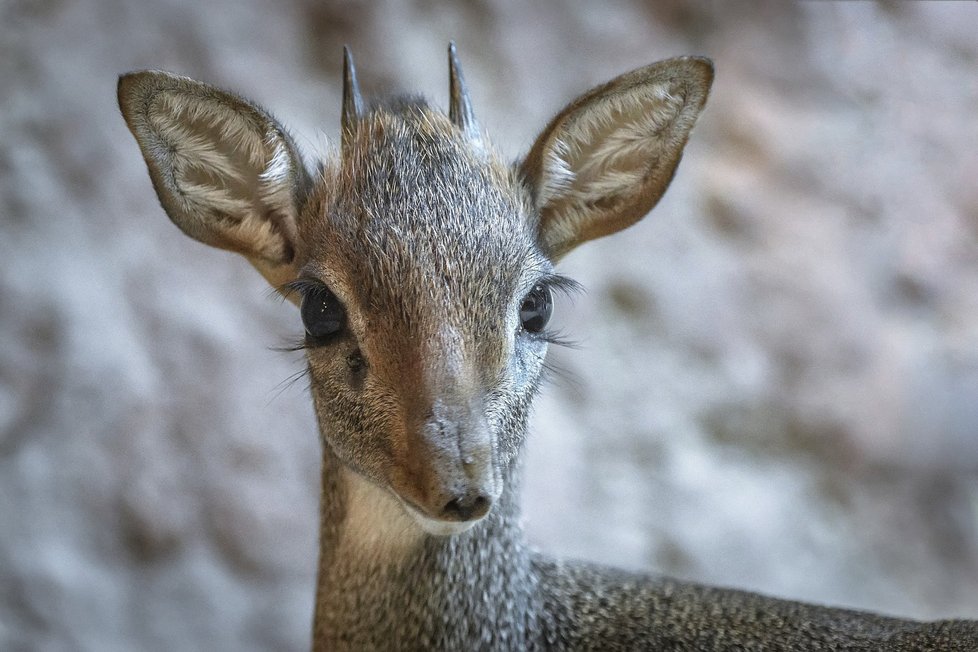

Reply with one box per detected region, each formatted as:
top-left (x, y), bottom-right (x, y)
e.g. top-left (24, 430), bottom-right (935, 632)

top-left (342, 46), bottom-right (364, 152)
top-left (448, 42), bottom-right (482, 148)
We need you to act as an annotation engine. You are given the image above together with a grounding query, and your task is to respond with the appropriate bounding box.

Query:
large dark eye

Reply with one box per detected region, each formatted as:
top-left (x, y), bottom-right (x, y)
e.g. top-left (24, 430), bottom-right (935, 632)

top-left (301, 285), bottom-right (345, 339)
top-left (519, 284), bottom-right (553, 333)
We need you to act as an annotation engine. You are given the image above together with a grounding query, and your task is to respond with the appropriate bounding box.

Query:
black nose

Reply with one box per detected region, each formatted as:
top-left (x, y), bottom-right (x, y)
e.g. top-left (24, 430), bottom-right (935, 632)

top-left (440, 493), bottom-right (491, 522)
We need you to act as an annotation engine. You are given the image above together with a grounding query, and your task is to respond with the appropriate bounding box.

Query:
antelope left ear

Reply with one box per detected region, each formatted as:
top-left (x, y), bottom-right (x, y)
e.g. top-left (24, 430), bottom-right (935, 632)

top-left (520, 57), bottom-right (713, 261)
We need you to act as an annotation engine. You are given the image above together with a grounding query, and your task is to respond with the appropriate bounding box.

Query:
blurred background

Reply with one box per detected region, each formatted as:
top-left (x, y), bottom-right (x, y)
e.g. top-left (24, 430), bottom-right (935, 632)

top-left (2, 0), bottom-right (978, 649)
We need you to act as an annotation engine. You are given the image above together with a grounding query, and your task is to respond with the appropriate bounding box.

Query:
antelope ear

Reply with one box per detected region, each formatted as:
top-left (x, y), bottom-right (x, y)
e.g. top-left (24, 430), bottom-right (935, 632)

top-left (521, 57), bottom-right (713, 261)
top-left (118, 70), bottom-right (310, 290)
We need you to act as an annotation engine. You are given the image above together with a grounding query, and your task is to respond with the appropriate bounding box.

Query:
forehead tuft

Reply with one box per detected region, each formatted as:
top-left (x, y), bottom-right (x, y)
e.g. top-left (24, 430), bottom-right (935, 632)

top-left (303, 99), bottom-right (543, 335)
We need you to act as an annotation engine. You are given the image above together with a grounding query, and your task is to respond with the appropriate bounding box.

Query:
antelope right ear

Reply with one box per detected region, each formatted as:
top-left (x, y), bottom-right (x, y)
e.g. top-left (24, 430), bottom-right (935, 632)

top-left (118, 71), bottom-right (310, 291)
top-left (521, 57), bottom-right (713, 261)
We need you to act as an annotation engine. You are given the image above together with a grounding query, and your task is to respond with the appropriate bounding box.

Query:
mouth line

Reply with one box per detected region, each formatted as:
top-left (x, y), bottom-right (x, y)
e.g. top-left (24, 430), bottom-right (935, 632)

top-left (393, 494), bottom-right (485, 536)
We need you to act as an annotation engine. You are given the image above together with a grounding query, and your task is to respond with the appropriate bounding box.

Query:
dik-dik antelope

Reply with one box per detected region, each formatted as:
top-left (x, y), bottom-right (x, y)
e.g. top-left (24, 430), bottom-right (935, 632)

top-left (118, 44), bottom-right (978, 651)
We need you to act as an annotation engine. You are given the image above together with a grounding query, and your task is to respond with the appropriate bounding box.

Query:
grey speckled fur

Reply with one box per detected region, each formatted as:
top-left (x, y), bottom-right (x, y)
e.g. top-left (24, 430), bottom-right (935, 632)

top-left (118, 47), bottom-right (978, 651)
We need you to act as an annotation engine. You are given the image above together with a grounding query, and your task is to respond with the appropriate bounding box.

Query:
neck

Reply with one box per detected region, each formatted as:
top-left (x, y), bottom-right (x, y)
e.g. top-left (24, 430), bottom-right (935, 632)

top-left (312, 447), bottom-right (541, 650)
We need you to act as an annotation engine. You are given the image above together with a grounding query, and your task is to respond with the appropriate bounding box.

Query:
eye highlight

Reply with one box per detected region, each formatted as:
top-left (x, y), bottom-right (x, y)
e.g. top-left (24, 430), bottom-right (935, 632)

top-left (519, 284), bottom-right (553, 333)
top-left (300, 284), bottom-right (346, 340)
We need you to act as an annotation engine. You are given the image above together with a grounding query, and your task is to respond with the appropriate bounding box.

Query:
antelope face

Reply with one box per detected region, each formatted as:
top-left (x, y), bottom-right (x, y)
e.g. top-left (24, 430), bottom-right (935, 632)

top-left (291, 104), bottom-right (555, 534)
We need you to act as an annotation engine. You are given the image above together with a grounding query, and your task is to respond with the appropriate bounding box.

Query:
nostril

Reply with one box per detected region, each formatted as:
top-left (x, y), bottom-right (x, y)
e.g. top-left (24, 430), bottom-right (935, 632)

top-left (469, 495), bottom-right (489, 518)
top-left (441, 494), bottom-right (491, 522)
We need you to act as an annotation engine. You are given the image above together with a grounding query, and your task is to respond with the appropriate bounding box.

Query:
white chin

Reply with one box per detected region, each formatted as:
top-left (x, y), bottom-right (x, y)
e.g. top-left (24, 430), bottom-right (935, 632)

top-left (402, 504), bottom-right (482, 536)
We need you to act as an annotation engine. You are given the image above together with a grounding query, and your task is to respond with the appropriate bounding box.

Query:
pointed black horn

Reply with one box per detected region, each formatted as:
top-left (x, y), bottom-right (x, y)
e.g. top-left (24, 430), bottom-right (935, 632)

top-left (342, 46), bottom-right (364, 151)
top-left (448, 42), bottom-right (482, 148)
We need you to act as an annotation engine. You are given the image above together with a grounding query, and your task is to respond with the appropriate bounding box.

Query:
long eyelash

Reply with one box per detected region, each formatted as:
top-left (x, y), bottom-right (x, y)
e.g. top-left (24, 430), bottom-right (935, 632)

top-left (539, 328), bottom-right (579, 349)
top-left (265, 285), bottom-right (288, 302)
top-left (535, 273), bottom-right (583, 348)
top-left (275, 278), bottom-right (324, 303)
top-left (539, 273), bottom-right (585, 298)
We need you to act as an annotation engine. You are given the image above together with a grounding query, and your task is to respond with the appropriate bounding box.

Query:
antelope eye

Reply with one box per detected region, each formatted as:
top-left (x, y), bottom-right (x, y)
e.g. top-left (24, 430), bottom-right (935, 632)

top-left (519, 284), bottom-right (553, 333)
top-left (300, 285), bottom-right (345, 339)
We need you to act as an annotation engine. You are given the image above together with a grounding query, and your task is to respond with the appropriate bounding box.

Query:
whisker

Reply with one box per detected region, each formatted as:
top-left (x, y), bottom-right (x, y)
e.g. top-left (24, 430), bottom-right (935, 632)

top-left (540, 354), bottom-right (584, 398)
top-left (266, 365), bottom-right (312, 406)
top-left (271, 337), bottom-right (310, 353)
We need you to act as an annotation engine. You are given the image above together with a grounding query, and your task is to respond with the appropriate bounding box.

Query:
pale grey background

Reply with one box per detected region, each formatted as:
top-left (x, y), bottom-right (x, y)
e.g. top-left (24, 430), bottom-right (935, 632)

top-left (2, 1), bottom-right (977, 650)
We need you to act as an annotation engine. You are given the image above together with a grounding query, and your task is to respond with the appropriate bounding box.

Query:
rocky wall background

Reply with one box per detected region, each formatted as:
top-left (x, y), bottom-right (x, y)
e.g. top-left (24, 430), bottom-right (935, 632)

top-left (2, 1), bottom-right (977, 649)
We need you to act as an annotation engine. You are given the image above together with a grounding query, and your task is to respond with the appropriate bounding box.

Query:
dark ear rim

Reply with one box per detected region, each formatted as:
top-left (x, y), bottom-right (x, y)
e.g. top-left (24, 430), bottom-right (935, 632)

top-left (520, 57), bottom-right (714, 260)
top-left (117, 70), bottom-right (312, 263)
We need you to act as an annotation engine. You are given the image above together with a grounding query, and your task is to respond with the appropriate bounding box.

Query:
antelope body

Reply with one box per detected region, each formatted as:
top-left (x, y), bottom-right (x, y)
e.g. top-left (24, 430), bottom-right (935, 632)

top-left (118, 45), bottom-right (978, 651)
